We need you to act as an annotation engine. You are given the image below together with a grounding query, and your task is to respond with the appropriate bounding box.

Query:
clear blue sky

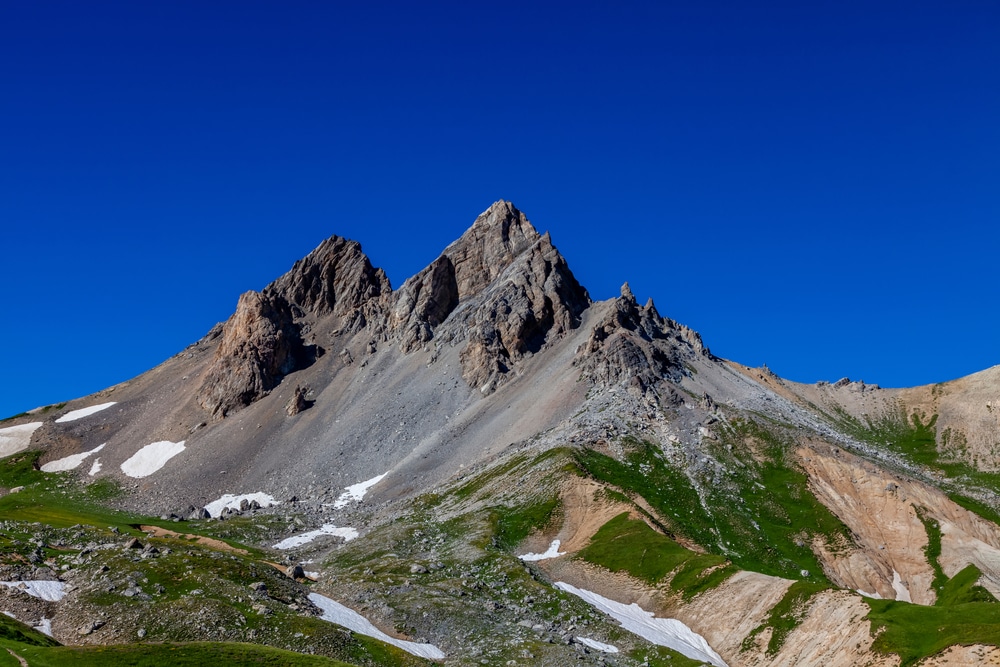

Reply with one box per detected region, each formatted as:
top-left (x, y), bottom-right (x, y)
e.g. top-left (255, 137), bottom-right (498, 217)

top-left (1, 1), bottom-right (997, 417)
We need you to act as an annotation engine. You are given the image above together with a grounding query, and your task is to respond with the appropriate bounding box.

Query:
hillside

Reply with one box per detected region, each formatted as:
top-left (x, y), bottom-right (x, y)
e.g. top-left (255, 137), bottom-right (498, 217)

top-left (2, 201), bottom-right (999, 666)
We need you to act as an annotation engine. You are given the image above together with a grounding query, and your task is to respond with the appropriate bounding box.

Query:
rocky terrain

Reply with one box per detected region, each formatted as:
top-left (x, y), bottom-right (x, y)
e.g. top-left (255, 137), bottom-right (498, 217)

top-left (1, 201), bottom-right (999, 666)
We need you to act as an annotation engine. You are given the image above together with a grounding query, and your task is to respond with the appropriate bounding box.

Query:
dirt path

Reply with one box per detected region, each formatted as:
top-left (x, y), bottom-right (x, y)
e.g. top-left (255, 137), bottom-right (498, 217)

top-left (139, 525), bottom-right (249, 555)
top-left (6, 648), bottom-right (28, 667)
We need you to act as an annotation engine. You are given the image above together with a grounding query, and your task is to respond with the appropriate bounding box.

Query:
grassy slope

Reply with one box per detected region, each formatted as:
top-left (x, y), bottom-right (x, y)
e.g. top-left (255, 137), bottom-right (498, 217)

top-left (576, 513), bottom-right (734, 599)
top-left (0, 451), bottom-right (427, 667)
top-left (574, 427), bottom-right (851, 582)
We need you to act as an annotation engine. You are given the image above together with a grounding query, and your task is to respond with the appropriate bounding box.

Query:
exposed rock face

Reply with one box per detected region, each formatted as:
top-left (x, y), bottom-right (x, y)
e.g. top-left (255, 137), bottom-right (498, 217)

top-left (460, 231), bottom-right (590, 392)
top-left (445, 200), bottom-right (542, 300)
top-left (264, 235), bottom-right (392, 331)
top-left (577, 282), bottom-right (708, 395)
top-left (391, 201), bottom-right (590, 392)
top-left (197, 236), bottom-right (391, 418)
top-left (197, 291), bottom-right (309, 418)
top-left (392, 255), bottom-right (459, 353)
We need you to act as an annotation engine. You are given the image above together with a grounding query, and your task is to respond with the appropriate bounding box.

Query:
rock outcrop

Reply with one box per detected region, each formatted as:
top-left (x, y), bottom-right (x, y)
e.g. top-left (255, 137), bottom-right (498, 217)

top-left (392, 255), bottom-right (460, 353)
top-left (577, 282), bottom-right (708, 395)
top-left (197, 291), bottom-right (311, 418)
top-left (459, 230), bottom-right (590, 392)
top-left (264, 235), bottom-right (392, 331)
top-left (391, 201), bottom-right (590, 392)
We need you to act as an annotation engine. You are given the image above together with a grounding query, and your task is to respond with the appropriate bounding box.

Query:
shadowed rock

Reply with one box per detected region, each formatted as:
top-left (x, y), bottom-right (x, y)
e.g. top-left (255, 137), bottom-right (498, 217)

top-left (197, 291), bottom-right (309, 418)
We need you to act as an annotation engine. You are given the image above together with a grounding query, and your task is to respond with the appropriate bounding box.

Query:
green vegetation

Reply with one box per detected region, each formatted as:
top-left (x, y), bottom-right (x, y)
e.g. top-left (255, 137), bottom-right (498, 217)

top-left (936, 564), bottom-right (998, 607)
top-left (575, 428), bottom-right (851, 581)
top-left (577, 513), bottom-right (734, 598)
top-left (627, 646), bottom-right (704, 667)
top-left (914, 506), bottom-right (948, 596)
top-left (742, 581), bottom-right (828, 655)
top-left (834, 406), bottom-right (1000, 526)
top-left (452, 454), bottom-right (527, 500)
top-left (493, 495), bottom-right (561, 550)
top-left (0, 614), bottom-right (59, 648)
top-left (865, 598), bottom-right (1000, 666)
top-left (1, 641), bottom-right (358, 666)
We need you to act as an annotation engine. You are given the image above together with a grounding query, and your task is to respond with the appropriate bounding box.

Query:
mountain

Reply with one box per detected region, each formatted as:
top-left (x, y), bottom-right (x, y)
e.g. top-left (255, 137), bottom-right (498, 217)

top-left (1, 201), bottom-right (999, 666)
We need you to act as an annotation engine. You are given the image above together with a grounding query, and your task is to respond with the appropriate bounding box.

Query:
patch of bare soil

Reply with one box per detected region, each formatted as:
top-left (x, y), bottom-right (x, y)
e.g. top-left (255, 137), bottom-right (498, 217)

top-left (799, 445), bottom-right (935, 603)
top-left (917, 644), bottom-right (1000, 665)
top-left (753, 589), bottom-right (898, 667)
top-left (800, 442), bottom-right (1000, 602)
top-left (139, 525), bottom-right (249, 555)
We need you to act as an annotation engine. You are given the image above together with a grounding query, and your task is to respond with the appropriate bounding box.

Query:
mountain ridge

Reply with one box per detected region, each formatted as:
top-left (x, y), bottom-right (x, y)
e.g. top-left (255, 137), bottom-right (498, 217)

top-left (2, 201), bottom-right (1000, 666)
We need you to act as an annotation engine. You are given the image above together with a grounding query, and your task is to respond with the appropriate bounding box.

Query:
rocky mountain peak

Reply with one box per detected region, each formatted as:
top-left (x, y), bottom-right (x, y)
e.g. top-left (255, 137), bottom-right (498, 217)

top-left (392, 202), bottom-right (591, 392)
top-left (264, 235), bottom-right (391, 323)
top-left (443, 200), bottom-right (541, 300)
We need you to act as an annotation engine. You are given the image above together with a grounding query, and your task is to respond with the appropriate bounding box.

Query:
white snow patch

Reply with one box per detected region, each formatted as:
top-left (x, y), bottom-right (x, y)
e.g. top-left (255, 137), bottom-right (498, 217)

top-left (89, 458), bottom-right (102, 476)
top-left (332, 472), bottom-right (388, 509)
top-left (555, 582), bottom-right (727, 667)
top-left (273, 524), bottom-right (359, 549)
top-left (204, 492), bottom-right (279, 518)
top-left (891, 570), bottom-right (912, 603)
top-left (55, 402), bottom-right (116, 423)
top-left (0, 580), bottom-right (67, 602)
top-left (856, 588), bottom-right (882, 599)
top-left (576, 637), bottom-right (619, 653)
top-left (519, 539), bottom-right (566, 562)
top-left (41, 444), bottom-right (105, 472)
top-left (34, 617), bottom-right (53, 636)
top-left (309, 592), bottom-right (445, 660)
top-left (120, 440), bottom-right (185, 478)
top-left (0, 422), bottom-right (44, 457)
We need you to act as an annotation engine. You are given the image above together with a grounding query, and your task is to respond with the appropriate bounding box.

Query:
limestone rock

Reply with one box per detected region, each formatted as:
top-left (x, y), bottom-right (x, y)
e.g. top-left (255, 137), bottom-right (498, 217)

top-left (264, 235), bottom-right (392, 329)
top-left (576, 282), bottom-right (707, 393)
top-left (285, 385), bottom-right (311, 416)
top-left (197, 291), bottom-right (311, 418)
top-left (460, 231), bottom-right (589, 392)
top-left (393, 255), bottom-right (460, 352)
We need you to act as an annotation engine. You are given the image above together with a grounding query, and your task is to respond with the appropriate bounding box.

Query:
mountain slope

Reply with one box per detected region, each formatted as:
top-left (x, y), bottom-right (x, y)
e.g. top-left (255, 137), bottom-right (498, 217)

top-left (2, 201), bottom-right (1000, 666)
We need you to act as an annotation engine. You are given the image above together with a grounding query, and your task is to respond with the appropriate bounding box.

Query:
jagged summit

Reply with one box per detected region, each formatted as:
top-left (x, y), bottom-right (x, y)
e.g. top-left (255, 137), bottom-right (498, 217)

top-left (194, 201), bottom-right (593, 416)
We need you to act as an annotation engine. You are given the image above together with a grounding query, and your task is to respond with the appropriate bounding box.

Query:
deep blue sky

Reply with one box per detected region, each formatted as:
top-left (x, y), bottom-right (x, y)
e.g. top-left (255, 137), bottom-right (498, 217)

top-left (1, 1), bottom-right (998, 417)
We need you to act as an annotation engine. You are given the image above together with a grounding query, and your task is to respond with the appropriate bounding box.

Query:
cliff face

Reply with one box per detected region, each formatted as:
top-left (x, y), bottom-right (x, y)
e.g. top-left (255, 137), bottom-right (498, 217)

top-left (196, 290), bottom-right (307, 418)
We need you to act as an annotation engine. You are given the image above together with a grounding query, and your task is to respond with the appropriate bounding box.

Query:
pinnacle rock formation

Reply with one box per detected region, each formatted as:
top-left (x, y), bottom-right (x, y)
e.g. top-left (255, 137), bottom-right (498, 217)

top-left (577, 282), bottom-right (707, 396)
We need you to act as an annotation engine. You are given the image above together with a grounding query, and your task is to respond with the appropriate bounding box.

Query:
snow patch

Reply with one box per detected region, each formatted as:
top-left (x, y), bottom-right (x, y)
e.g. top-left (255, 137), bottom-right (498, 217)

top-left (519, 539), bottom-right (566, 562)
top-left (88, 459), bottom-right (102, 476)
top-left (120, 440), bottom-right (185, 478)
top-left (204, 492), bottom-right (278, 518)
top-left (55, 402), bottom-right (116, 423)
top-left (273, 524), bottom-right (359, 549)
top-left (555, 582), bottom-right (727, 667)
top-left (332, 472), bottom-right (388, 509)
top-left (309, 592), bottom-right (445, 660)
top-left (891, 570), bottom-right (912, 603)
top-left (576, 637), bottom-right (619, 653)
top-left (41, 444), bottom-right (105, 472)
top-left (0, 422), bottom-right (44, 457)
top-left (0, 580), bottom-right (67, 602)
top-left (34, 617), bottom-right (53, 636)
top-left (856, 588), bottom-right (882, 599)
